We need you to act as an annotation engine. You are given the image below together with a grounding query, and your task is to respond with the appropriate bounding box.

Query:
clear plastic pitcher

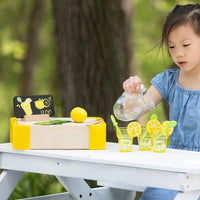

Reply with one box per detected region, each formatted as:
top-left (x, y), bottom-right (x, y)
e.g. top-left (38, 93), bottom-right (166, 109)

top-left (113, 85), bottom-right (155, 121)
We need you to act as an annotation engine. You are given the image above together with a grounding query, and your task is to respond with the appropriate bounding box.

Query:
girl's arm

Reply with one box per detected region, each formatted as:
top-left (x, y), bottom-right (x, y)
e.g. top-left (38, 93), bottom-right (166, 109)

top-left (123, 76), bottom-right (163, 106)
top-left (148, 85), bottom-right (163, 106)
top-left (136, 85), bottom-right (162, 118)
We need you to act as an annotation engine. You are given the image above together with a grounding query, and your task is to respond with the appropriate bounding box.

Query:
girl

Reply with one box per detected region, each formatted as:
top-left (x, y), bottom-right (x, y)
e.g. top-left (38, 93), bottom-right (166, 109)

top-left (123, 4), bottom-right (200, 200)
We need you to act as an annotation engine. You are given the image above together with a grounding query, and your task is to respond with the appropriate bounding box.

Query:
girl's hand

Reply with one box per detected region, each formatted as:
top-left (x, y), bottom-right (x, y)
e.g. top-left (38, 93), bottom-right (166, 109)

top-left (123, 76), bottom-right (142, 93)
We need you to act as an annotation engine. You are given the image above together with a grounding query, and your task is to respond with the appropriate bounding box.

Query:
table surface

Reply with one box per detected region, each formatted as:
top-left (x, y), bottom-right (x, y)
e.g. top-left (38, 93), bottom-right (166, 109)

top-left (1, 142), bottom-right (200, 174)
top-left (1, 142), bottom-right (200, 200)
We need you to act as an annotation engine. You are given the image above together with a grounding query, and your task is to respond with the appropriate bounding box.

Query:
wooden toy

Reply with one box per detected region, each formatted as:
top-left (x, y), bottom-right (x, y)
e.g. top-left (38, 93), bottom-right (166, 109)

top-left (11, 96), bottom-right (106, 150)
top-left (22, 114), bottom-right (50, 122)
top-left (10, 117), bottom-right (106, 150)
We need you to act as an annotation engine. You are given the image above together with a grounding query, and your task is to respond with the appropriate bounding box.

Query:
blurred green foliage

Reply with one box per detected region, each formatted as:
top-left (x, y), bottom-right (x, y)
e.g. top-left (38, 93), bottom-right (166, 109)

top-left (0, 0), bottom-right (199, 199)
top-left (8, 174), bottom-right (66, 200)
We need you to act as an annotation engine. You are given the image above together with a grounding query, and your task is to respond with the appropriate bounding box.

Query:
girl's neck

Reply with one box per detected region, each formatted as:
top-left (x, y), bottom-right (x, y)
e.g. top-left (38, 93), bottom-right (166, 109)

top-left (178, 69), bottom-right (200, 90)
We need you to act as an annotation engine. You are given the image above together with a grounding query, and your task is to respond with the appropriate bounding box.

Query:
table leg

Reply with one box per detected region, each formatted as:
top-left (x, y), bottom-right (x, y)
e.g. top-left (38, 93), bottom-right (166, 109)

top-left (16, 188), bottom-right (135, 200)
top-left (175, 191), bottom-right (200, 200)
top-left (56, 176), bottom-right (99, 199)
top-left (0, 169), bottom-right (24, 200)
top-left (56, 176), bottom-right (135, 200)
top-left (105, 187), bottom-right (136, 200)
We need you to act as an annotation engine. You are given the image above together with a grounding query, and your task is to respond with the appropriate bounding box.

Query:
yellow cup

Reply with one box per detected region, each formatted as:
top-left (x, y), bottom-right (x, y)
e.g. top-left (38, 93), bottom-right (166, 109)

top-left (138, 128), bottom-right (152, 151)
top-left (116, 127), bottom-right (133, 152)
top-left (153, 136), bottom-right (167, 153)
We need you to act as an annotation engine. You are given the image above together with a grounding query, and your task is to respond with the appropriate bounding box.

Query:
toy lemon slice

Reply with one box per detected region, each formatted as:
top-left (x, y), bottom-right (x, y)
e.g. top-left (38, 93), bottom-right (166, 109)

top-left (161, 121), bottom-right (176, 137)
top-left (146, 119), bottom-right (161, 136)
top-left (127, 122), bottom-right (142, 137)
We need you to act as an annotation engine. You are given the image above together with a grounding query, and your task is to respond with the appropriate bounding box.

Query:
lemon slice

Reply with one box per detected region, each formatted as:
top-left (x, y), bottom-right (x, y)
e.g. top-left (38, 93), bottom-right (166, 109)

top-left (146, 119), bottom-right (161, 136)
top-left (162, 121), bottom-right (174, 137)
top-left (127, 122), bottom-right (142, 137)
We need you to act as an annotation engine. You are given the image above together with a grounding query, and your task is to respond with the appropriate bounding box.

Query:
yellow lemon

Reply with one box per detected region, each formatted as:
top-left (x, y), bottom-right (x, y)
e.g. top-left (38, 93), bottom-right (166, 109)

top-left (127, 122), bottom-right (142, 137)
top-left (35, 100), bottom-right (45, 109)
top-left (146, 119), bottom-right (161, 136)
top-left (70, 107), bottom-right (87, 122)
top-left (161, 121), bottom-right (174, 137)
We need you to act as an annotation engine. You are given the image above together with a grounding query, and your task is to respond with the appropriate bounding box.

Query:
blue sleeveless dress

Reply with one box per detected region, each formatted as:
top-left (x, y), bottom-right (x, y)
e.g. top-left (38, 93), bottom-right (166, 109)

top-left (140, 69), bottom-right (200, 200)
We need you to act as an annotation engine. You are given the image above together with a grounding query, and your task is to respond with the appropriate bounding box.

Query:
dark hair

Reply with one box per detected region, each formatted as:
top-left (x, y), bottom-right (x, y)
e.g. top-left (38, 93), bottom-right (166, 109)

top-left (161, 4), bottom-right (200, 47)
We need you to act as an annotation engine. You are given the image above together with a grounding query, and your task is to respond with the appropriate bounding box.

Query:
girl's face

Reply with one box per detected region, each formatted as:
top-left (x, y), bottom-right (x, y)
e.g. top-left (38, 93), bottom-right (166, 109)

top-left (168, 24), bottom-right (200, 73)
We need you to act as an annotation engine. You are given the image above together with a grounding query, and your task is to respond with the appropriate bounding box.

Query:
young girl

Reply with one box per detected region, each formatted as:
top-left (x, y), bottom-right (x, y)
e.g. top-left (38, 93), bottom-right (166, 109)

top-left (123, 4), bottom-right (200, 200)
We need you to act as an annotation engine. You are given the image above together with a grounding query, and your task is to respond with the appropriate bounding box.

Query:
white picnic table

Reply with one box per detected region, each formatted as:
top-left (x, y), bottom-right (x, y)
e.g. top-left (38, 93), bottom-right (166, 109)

top-left (0, 142), bottom-right (200, 200)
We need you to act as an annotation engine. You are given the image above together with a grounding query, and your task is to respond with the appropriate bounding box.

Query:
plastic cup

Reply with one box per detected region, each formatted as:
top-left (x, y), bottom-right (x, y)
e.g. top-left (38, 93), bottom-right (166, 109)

top-left (153, 136), bottom-right (167, 153)
top-left (116, 127), bottom-right (133, 152)
top-left (137, 128), bottom-right (152, 151)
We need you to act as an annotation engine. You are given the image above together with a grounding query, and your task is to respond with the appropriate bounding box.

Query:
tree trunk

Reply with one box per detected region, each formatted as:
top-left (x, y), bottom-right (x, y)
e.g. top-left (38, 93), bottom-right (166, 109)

top-left (19, 0), bottom-right (45, 95)
top-left (5, 0), bottom-right (45, 143)
top-left (52, 0), bottom-right (133, 141)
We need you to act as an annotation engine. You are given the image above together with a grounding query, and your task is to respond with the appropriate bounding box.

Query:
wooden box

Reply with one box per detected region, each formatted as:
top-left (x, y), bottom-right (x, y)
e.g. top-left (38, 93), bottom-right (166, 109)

top-left (10, 117), bottom-right (106, 150)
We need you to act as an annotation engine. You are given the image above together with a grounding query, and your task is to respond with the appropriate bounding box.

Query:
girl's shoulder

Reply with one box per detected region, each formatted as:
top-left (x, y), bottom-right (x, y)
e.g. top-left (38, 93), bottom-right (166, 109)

top-left (151, 68), bottom-right (179, 100)
top-left (153, 68), bottom-right (179, 84)
top-left (162, 68), bottom-right (179, 76)
top-left (163, 68), bottom-right (179, 75)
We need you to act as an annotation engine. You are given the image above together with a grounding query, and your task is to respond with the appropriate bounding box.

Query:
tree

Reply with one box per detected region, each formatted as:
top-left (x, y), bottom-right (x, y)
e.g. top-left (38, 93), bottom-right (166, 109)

top-left (52, 0), bottom-right (133, 141)
top-left (20, 0), bottom-right (45, 95)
